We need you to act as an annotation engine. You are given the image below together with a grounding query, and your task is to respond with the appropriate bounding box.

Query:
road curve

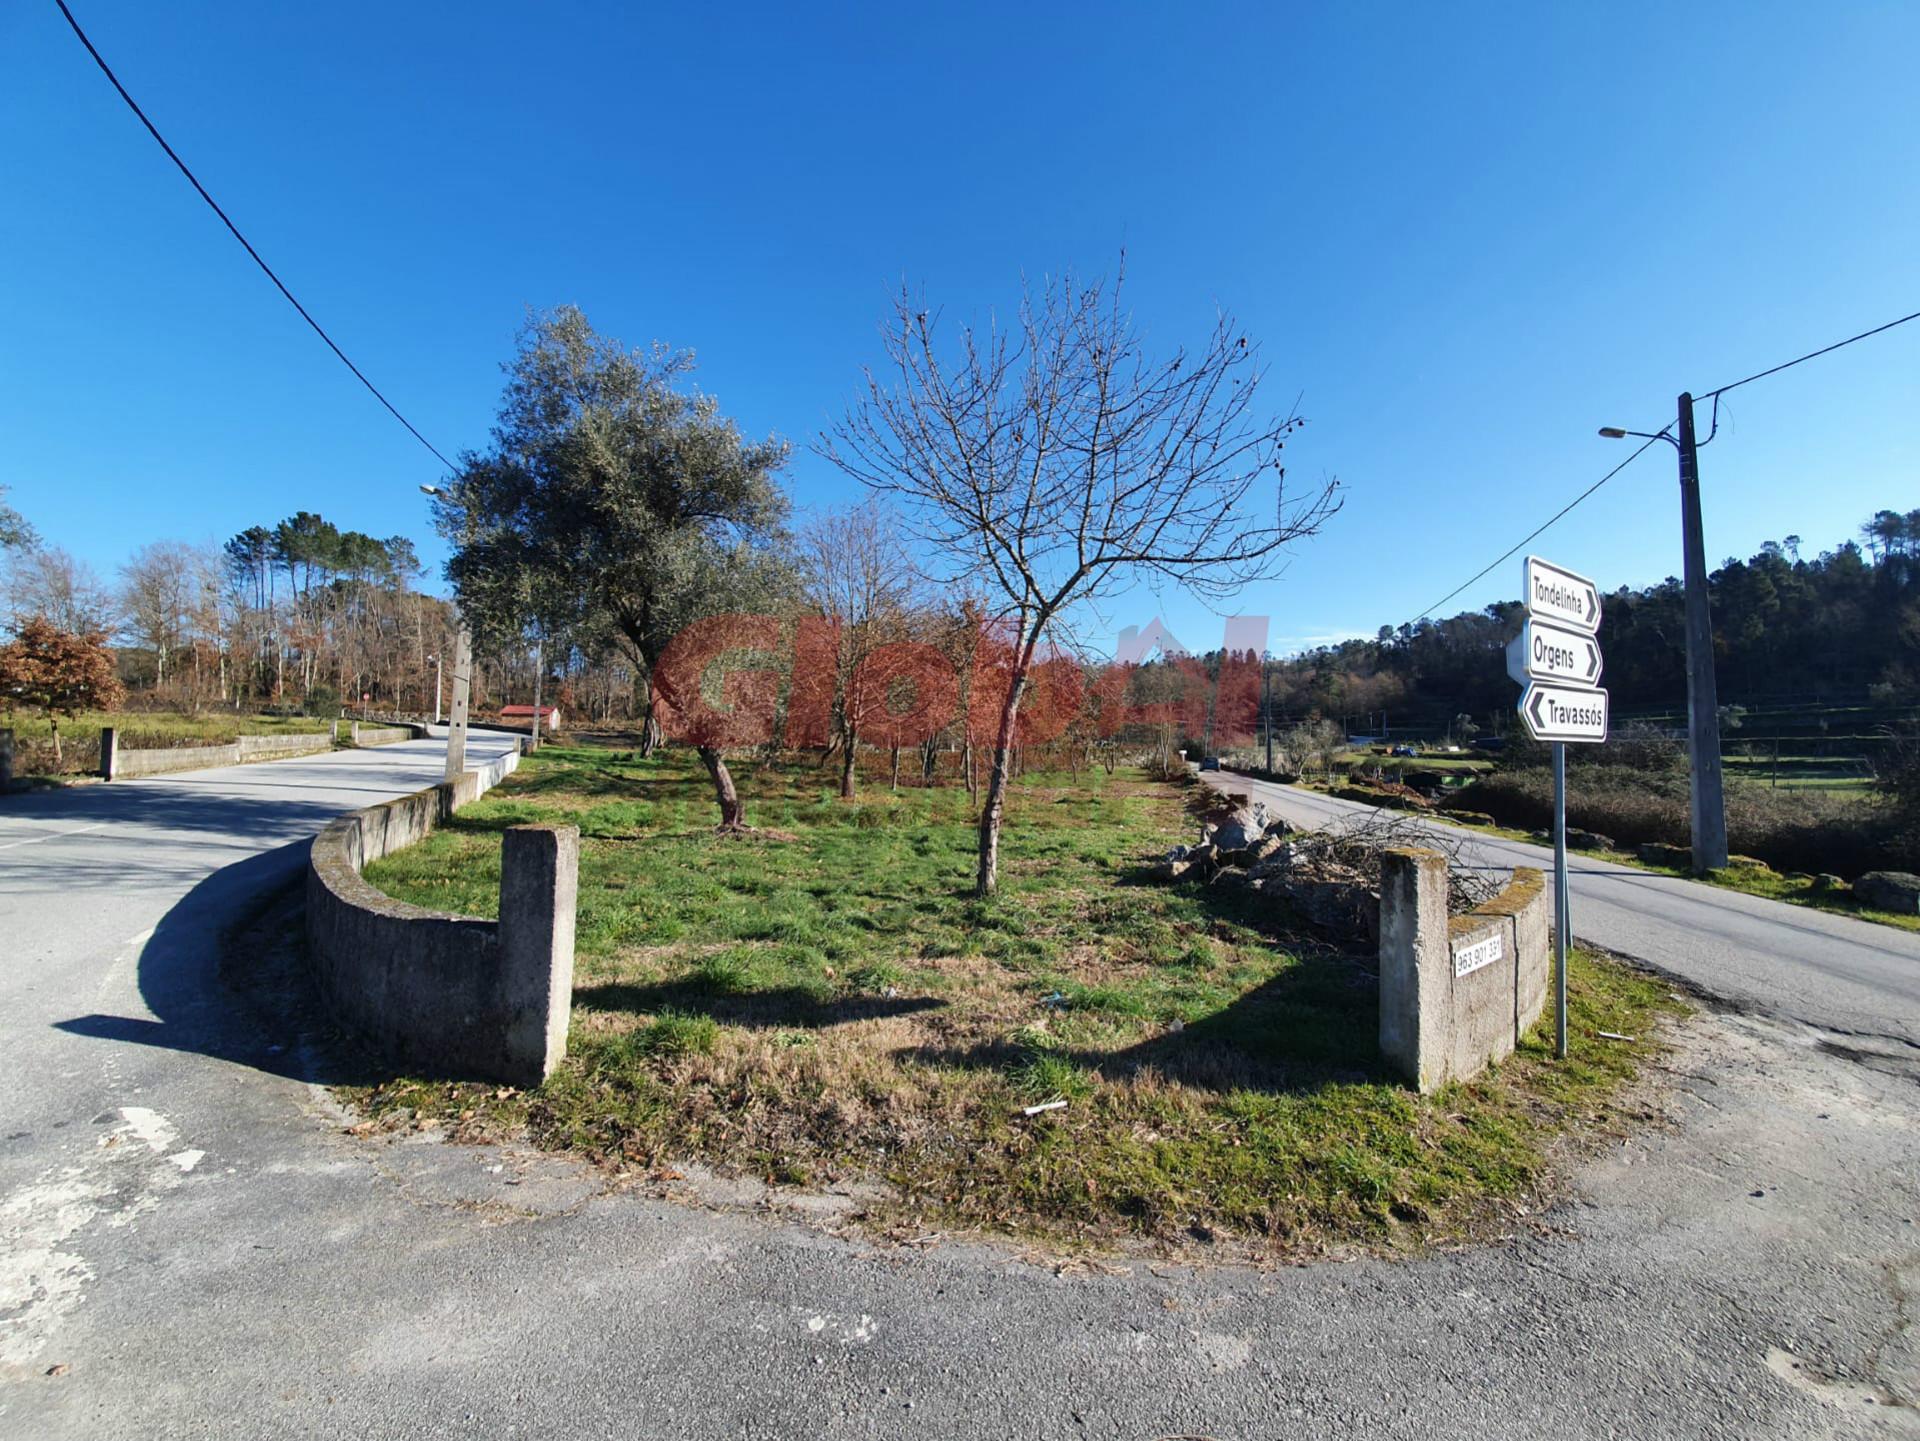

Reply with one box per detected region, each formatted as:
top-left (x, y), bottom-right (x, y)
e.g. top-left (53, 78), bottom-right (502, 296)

top-left (1, 743), bottom-right (1914, 1437)
top-left (1207, 770), bottom-right (1920, 1046)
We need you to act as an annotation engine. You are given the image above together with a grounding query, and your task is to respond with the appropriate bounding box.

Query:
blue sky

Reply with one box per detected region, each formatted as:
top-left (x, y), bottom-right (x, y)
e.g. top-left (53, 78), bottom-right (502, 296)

top-left (3, 1), bottom-right (1916, 658)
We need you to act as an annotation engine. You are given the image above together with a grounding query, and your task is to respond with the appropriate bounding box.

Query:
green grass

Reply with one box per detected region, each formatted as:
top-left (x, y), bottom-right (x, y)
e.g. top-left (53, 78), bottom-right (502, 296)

top-left (1615, 853), bottom-right (1920, 932)
top-left (356, 745), bottom-right (1680, 1253)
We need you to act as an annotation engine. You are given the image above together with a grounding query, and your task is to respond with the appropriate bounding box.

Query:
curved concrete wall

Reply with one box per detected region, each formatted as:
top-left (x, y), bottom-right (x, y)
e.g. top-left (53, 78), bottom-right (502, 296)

top-left (304, 748), bottom-right (578, 1086)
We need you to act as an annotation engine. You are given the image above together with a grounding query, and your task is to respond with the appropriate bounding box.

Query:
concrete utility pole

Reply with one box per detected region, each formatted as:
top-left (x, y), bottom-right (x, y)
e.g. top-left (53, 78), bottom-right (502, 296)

top-left (1676, 393), bottom-right (1730, 873)
top-left (1262, 654), bottom-right (1274, 774)
top-left (529, 634), bottom-right (543, 753)
top-left (1599, 398), bottom-right (1730, 875)
top-left (429, 652), bottom-right (443, 726)
top-left (444, 624), bottom-right (471, 782)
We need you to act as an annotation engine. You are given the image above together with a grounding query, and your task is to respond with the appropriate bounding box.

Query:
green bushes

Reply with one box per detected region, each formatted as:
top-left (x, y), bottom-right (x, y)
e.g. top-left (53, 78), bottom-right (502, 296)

top-left (1459, 764), bottom-right (1906, 878)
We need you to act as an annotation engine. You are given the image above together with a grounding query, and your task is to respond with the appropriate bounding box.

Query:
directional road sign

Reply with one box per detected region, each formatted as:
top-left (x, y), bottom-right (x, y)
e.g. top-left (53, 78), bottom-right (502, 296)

top-left (1506, 617), bottom-right (1605, 687)
top-left (1518, 681), bottom-right (1610, 744)
top-left (1523, 555), bottom-right (1601, 634)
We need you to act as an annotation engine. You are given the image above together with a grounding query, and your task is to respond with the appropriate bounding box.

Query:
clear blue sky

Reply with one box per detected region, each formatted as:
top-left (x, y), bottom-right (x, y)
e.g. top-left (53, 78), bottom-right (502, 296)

top-left (3, 1), bottom-right (1915, 657)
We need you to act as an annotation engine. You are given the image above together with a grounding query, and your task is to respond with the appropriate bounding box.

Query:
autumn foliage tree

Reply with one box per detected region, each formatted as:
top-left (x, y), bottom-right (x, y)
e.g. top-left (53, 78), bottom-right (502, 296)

top-left (0, 616), bottom-right (125, 764)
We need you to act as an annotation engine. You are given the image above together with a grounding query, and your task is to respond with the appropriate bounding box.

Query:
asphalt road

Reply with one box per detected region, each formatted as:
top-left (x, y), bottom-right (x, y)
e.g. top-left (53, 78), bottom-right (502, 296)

top-left (2, 744), bottom-right (1916, 1438)
top-left (1205, 771), bottom-right (1920, 1047)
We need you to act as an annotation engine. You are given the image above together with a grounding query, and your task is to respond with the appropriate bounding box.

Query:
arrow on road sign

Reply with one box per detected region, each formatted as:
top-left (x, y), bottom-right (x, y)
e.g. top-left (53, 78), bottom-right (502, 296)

top-left (1524, 555), bottom-right (1601, 634)
top-left (1518, 682), bottom-right (1609, 744)
top-left (1506, 618), bottom-right (1604, 687)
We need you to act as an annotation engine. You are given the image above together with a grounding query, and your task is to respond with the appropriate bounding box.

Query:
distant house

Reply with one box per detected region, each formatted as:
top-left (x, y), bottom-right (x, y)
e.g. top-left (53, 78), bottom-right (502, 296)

top-left (500, 704), bottom-right (563, 733)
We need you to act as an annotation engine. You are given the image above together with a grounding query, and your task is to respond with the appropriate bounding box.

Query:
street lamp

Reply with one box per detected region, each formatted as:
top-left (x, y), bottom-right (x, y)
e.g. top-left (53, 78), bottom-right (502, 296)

top-left (1598, 394), bottom-right (1728, 873)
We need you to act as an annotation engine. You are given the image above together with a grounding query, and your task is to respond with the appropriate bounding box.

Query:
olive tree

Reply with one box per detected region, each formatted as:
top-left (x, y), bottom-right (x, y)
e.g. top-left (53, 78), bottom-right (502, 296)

top-left (823, 265), bottom-right (1341, 895)
top-left (435, 307), bottom-right (794, 828)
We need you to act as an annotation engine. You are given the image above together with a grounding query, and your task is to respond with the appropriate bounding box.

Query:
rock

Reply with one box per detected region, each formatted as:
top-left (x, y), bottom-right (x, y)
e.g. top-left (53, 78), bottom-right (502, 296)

top-left (1161, 844), bottom-right (1191, 864)
top-left (1785, 872), bottom-right (1814, 884)
top-left (1812, 873), bottom-right (1847, 892)
top-left (1246, 833), bottom-right (1288, 865)
top-left (1151, 858), bottom-right (1192, 882)
top-left (1636, 842), bottom-right (1692, 869)
top-left (1440, 809), bottom-right (1496, 828)
top-left (1206, 804), bottom-right (1267, 852)
top-left (1247, 843), bottom-right (1297, 880)
top-left (1855, 871), bottom-right (1920, 914)
top-left (1264, 816), bottom-right (1296, 838)
top-left (1565, 828), bottom-right (1614, 852)
top-left (1725, 855), bottom-right (1772, 872)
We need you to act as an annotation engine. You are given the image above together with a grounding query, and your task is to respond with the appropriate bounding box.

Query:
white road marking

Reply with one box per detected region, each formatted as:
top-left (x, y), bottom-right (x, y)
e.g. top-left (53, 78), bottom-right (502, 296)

top-left (127, 927), bottom-right (155, 946)
top-left (0, 823), bottom-right (108, 852)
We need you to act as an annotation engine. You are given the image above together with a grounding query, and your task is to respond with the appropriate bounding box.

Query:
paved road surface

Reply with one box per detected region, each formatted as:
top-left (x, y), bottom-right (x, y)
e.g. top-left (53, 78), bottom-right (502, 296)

top-left (1206, 770), bottom-right (1920, 1047)
top-left (2, 744), bottom-right (1916, 1438)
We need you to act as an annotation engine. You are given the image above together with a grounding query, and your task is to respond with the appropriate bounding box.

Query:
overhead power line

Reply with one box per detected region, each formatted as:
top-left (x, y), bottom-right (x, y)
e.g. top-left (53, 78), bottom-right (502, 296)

top-left (1696, 307), bottom-right (1920, 401)
top-left (1405, 302), bottom-right (1920, 629)
top-left (53, 0), bottom-right (457, 472)
top-left (1409, 433), bottom-right (1665, 623)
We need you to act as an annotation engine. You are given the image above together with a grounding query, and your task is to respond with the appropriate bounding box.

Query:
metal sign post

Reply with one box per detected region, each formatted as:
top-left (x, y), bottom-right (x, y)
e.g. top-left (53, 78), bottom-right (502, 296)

top-left (1516, 555), bottom-right (1608, 1060)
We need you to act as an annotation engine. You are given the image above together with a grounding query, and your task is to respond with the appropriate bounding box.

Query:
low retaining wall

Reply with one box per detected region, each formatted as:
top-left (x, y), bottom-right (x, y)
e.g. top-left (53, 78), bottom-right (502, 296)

top-left (101, 727), bottom-right (335, 780)
top-left (1378, 848), bottom-right (1550, 1093)
top-left (305, 747), bottom-right (578, 1086)
top-left (349, 721), bottom-right (427, 747)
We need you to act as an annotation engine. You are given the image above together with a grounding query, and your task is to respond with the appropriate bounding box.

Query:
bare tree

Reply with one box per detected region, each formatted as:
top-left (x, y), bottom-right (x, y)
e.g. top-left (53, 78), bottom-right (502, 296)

top-left (2, 546), bottom-right (117, 636)
top-left (120, 540), bottom-right (214, 690)
top-left (799, 501), bottom-right (919, 798)
top-left (823, 264), bottom-right (1341, 894)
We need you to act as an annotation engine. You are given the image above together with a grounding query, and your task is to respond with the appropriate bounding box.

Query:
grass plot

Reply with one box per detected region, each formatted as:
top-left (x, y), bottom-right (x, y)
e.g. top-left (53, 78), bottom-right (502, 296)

top-left (357, 745), bottom-right (1679, 1252)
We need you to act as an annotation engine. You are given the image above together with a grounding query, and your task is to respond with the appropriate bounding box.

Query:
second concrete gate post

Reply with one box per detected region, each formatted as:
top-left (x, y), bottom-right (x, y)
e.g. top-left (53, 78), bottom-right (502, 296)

top-left (497, 824), bottom-right (580, 1085)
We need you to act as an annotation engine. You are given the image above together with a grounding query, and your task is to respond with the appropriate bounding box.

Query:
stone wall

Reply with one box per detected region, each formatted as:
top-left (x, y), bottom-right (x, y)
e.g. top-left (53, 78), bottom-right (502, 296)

top-left (304, 747), bottom-right (578, 1086)
top-left (1377, 847), bottom-right (1550, 1093)
top-left (102, 727), bottom-right (335, 780)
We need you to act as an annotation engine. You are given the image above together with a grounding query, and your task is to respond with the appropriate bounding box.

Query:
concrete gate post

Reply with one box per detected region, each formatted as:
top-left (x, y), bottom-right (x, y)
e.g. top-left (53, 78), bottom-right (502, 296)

top-left (497, 824), bottom-right (579, 1085)
top-left (1377, 846), bottom-right (1450, 1092)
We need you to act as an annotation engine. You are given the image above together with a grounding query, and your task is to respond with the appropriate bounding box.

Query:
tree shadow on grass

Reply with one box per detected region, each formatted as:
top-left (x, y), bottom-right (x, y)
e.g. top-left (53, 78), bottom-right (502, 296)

top-left (574, 979), bottom-right (945, 1030)
top-left (907, 864), bottom-right (1392, 1097)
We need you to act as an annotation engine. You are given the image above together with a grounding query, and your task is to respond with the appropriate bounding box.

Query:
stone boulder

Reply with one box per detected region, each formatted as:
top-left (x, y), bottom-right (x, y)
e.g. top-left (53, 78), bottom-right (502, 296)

top-left (1724, 855), bottom-right (1773, 873)
top-left (1565, 828), bottom-right (1614, 852)
top-left (1204, 803), bottom-right (1269, 852)
top-left (1855, 871), bottom-right (1920, 914)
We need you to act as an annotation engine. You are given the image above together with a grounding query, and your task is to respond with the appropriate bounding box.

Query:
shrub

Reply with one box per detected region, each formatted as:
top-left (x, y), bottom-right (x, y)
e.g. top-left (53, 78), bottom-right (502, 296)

top-left (1459, 766), bottom-right (1906, 877)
